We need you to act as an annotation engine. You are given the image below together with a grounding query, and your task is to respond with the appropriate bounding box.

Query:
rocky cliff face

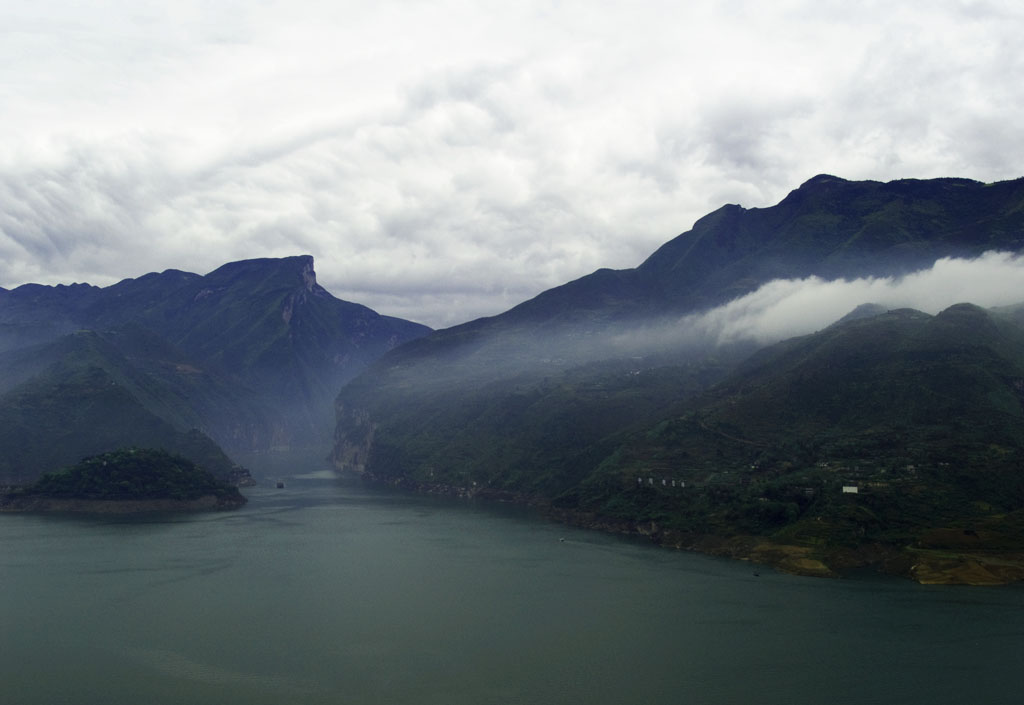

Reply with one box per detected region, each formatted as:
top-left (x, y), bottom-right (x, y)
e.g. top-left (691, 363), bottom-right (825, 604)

top-left (331, 404), bottom-right (376, 473)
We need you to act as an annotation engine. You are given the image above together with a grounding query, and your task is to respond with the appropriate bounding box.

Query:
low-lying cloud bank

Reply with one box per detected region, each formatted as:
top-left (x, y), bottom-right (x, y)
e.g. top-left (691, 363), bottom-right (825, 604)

top-left (683, 251), bottom-right (1024, 346)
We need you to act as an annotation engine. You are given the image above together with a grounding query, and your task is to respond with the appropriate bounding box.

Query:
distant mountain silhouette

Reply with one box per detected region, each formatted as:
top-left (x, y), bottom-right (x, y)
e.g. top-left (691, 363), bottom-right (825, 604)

top-left (0, 255), bottom-right (429, 483)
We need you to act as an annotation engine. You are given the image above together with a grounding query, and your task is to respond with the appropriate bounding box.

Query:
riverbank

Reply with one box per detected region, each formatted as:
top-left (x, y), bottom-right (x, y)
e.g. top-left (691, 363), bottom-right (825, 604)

top-left (0, 493), bottom-right (246, 514)
top-left (357, 472), bottom-right (1024, 586)
top-left (549, 510), bottom-right (1024, 586)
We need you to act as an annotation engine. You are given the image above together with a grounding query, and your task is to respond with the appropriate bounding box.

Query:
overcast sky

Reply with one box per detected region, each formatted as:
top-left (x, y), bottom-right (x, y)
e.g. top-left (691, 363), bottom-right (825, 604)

top-left (1, 1), bottom-right (1021, 328)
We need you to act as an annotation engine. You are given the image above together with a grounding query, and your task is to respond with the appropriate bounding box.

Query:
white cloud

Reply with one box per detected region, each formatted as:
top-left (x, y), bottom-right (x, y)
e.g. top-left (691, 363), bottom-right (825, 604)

top-left (683, 251), bottom-right (1024, 346)
top-left (0, 1), bottom-right (1022, 327)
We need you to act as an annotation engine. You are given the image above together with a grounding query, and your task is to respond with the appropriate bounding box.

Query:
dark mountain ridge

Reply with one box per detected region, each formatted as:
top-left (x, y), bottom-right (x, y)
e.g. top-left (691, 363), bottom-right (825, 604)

top-left (332, 175), bottom-right (1024, 581)
top-left (348, 175), bottom-right (1024, 392)
top-left (499, 174), bottom-right (1024, 326)
top-left (0, 255), bottom-right (430, 484)
top-left (335, 175), bottom-right (1024, 462)
top-left (563, 303), bottom-right (1024, 577)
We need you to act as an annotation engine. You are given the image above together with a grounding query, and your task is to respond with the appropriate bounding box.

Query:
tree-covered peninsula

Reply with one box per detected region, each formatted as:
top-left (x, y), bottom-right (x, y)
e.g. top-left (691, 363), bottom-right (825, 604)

top-left (1, 447), bottom-right (247, 513)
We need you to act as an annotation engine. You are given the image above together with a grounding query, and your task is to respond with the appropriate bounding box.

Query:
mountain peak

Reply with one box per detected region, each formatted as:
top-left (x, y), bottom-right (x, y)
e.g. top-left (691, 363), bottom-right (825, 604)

top-left (799, 173), bottom-right (849, 188)
top-left (202, 255), bottom-right (318, 292)
top-left (778, 173), bottom-right (863, 206)
top-left (833, 303), bottom-right (889, 326)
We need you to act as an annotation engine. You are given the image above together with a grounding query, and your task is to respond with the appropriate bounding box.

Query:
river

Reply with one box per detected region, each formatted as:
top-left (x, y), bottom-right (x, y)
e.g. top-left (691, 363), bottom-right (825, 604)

top-left (2, 470), bottom-right (1023, 704)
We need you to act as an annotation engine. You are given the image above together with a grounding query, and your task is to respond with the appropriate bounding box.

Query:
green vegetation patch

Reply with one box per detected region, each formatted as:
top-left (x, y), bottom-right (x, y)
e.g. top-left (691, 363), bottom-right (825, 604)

top-left (20, 448), bottom-right (242, 501)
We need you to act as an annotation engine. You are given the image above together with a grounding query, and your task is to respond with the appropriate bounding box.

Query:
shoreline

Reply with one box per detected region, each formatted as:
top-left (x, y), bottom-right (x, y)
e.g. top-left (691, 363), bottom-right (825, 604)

top-left (549, 509), bottom-right (1024, 586)
top-left (357, 472), bottom-right (1024, 586)
top-left (0, 493), bottom-right (247, 514)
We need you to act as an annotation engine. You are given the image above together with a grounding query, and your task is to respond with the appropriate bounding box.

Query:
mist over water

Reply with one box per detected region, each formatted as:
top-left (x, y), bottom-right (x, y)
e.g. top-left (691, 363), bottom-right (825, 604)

top-left (3, 473), bottom-right (1024, 705)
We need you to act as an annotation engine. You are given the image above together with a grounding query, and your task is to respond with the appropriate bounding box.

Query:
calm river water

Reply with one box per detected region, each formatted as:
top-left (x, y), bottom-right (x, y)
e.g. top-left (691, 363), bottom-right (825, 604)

top-left (2, 470), bottom-right (1023, 705)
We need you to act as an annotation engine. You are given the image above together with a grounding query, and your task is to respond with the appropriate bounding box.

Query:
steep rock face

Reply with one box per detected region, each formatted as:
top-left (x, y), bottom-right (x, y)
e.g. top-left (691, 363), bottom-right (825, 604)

top-left (141, 255), bottom-right (430, 448)
top-left (332, 404), bottom-right (376, 473)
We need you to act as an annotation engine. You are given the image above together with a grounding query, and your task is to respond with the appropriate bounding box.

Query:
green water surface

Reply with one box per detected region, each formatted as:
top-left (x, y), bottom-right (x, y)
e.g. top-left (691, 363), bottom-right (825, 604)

top-left (2, 472), bottom-right (1023, 705)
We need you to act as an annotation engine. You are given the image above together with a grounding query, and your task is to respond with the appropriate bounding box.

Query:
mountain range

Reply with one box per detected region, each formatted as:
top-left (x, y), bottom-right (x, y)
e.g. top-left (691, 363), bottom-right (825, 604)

top-left (331, 174), bottom-right (1024, 582)
top-left (0, 255), bottom-right (429, 484)
top-left (4, 173), bottom-right (1024, 582)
